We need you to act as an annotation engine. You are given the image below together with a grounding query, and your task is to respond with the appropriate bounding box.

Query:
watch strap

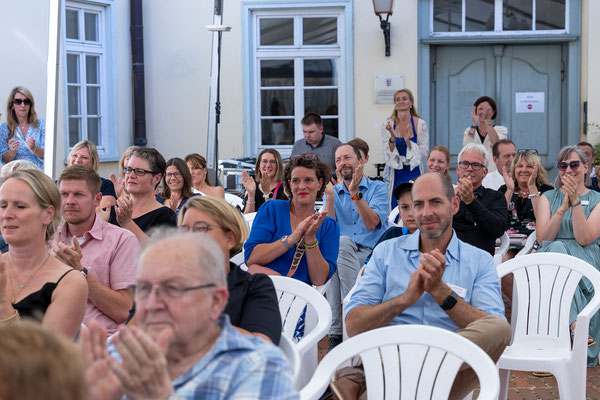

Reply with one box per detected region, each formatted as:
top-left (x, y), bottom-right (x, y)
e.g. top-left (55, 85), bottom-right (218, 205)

top-left (350, 191), bottom-right (363, 201)
top-left (440, 291), bottom-right (458, 310)
top-left (81, 267), bottom-right (88, 278)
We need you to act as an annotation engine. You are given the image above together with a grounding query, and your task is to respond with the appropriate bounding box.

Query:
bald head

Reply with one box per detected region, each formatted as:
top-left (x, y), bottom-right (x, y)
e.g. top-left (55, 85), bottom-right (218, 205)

top-left (412, 172), bottom-right (455, 202)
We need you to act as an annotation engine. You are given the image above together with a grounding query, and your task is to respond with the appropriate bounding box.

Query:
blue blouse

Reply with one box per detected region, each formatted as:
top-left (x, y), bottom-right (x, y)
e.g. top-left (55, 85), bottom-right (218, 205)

top-left (0, 120), bottom-right (45, 169)
top-left (244, 200), bottom-right (340, 285)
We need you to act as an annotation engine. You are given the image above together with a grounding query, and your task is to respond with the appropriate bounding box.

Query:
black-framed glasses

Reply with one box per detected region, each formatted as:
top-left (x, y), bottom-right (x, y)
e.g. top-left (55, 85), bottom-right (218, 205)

top-left (123, 167), bottom-right (155, 176)
top-left (179, 222), bottom-right (224, 234)
top-left (557, 160), bottom-right (582, 171)
top-left (166, 172), bottom-right (182, 179)
top-left (13, 98), bottom-right (31, 106)
top-left (458, 161), bottom-right (486, 171)
top-left (518, 149), bottom-right (538, 155)
top-left (290, 153), bottom-right (319, 161)
top-left (132, 282), bottom-right (215, 301)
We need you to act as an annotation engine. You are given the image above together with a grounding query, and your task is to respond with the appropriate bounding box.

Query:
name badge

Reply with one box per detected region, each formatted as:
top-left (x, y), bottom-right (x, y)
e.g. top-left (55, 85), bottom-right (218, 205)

top-left (582, 200), bottom-right (590, 206)
top-left (447, 283), bottom-right (467, 298)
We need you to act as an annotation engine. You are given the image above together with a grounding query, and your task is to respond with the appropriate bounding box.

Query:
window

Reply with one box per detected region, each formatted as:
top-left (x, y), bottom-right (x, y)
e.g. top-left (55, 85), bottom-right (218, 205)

top-left (245, 3), bottom-right (350, 156)
top-left (64, 1), bottom-right (114, 158)
top-left (432, 0), bottom-right (567, 34)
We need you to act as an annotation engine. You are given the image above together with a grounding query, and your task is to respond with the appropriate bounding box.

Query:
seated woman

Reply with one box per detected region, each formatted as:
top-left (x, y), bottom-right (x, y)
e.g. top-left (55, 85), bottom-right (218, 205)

top-left (241, 149), bottom-right (287, 214)
top-left (156, 157), bottom-right (196, 214)
top-left (68, 140), bottom-right (117, 209)
top-left (179, 196), bottom-right (281, 343)
top-left (244, 154), bottom-right (340, 286)
top-left (0, 170), bottom-right (87, 339)
top-left (184, 153), bottom-right (225, 198)
top-left (426, 145), bottom-right (451, 178)
top-left (108, 147), bottom-right (177, 243)
top-left (535, 146), bottom-right (600, 364)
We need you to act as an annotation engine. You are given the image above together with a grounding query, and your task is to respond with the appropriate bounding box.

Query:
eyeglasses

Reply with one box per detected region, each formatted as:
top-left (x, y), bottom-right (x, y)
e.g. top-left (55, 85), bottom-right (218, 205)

top-left (166, 172), bottom-right (182, 179)
top-left (124, 167), bottom-right (155, 176)
top-left (518, 149), bottom-right (538, 155)
top-left (458, 161), bottom-right (486, 171)
top-left (13, 98), bottom-right (31, 106)
top-left (557, 160), bottom-right (582, 171)
top-left (179, 222), bottom-right (224, 234)
top-left (132, 282), bottom-right (215, 301)
top-left (260, 159), bottom-right (278, 165)
top-left (290, 153), bottom-right (319, 161)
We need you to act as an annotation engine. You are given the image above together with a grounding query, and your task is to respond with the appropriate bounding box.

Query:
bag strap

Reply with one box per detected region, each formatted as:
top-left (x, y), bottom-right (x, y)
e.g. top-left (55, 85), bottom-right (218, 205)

top-left (273, 181), bottom-right (282, 199)
top-left (287, 237), bottom-right (306, 277)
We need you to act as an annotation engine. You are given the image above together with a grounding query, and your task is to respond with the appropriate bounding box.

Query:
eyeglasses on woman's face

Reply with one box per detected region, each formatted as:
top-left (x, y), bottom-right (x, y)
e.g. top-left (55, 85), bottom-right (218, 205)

top-left (518, 149), bottom-right (538, 155)
top-left (557, 160), bottom-right (583, 171)
top-left (179, 221), bottom-right (223, 234)
top-left (124, 167), bottom-right (155, 176)
top-left (166, 172), bottom-right (182, 179)
top-left (12, 98), bottom-right (31, 106)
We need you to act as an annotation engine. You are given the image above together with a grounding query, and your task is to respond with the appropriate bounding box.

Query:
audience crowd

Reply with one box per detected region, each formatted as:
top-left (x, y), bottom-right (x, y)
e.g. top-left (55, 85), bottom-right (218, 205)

top-left (1, 86), bottom-right (600, 399)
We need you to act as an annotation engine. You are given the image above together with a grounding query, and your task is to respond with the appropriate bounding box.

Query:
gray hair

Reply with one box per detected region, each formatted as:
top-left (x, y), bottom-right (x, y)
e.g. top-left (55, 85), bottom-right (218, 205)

top-left (554, 145), bottom-right (588, 189)
top-left (457, 143), bottom-right (490, 168)
top-left (140, 228), bottom-right (227, 287)
top-left (1, 160), bottom-right (41, 178)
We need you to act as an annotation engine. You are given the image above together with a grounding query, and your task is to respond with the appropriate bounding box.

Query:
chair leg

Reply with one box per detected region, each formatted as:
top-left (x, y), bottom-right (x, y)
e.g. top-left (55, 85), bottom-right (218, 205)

top-left (554, 365), bottom-right (586, 400)
top-left (498, 368), bottom-right (510, 400)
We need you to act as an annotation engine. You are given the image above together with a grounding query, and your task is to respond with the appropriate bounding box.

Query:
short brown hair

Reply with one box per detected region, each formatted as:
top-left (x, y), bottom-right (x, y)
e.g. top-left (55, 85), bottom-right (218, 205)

top-left (348, 138), bottom-right (369, 158)
top-left (58, 165), bottom-right (102, 195)
top-left (491, 139), bottom-right (515, 159)
top-left (301, 112), bottom-right (322, 127)
top-left (474, 96), bottom-right (498, 120)
top-left (283, 154), bottom-right (330, 199)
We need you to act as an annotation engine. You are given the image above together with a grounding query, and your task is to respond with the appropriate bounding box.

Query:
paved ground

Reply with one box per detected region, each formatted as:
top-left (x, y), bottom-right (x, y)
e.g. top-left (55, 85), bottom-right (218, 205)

top-left (317, 337), bottom-right (600, 399)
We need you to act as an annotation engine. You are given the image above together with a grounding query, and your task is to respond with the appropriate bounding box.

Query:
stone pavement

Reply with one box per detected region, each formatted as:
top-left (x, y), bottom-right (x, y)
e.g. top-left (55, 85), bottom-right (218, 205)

top-left (318, 337), bottom-right (600, 399)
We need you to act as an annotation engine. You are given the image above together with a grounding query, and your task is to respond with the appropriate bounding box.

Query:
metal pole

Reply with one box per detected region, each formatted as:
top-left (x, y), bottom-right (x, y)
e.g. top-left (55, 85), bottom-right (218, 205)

top-left (45, 0), bottom-right (62, 178)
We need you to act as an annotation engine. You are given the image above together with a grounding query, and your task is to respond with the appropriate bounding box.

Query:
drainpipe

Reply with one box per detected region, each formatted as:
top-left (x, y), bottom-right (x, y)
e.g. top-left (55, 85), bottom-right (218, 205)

top-left (130, 0), bottom-right (147, 146)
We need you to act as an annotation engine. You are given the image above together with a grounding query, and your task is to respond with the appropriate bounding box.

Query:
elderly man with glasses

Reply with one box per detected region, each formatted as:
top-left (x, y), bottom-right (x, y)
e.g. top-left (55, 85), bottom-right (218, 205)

top-left (453, 143), bottom-right (508, 256)
top-left (82, 231), bottom-right (298, 400)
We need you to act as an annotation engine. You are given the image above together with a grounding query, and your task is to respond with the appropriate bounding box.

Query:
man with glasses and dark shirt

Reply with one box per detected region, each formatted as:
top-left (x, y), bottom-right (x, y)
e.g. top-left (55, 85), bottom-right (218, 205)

top-left (453, 143), bottom-right (508, 256)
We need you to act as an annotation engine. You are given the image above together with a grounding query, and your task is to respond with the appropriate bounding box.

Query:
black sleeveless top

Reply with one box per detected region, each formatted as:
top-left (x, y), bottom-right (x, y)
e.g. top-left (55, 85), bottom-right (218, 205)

top-left (12, 269), bottom-right (77, 320)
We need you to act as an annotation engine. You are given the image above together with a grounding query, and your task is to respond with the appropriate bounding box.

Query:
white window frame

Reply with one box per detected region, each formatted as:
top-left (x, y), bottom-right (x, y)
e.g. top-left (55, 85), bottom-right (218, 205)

top-left (430, 0), bottom-right (569, 36)
top-left (243, 2), bottom-right (352, 159)
top-left (63, 0), bottom-right (117, 161)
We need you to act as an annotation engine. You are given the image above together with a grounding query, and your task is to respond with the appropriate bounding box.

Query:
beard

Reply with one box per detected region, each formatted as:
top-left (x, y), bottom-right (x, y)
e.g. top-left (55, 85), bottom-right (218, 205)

top-left (340, 165), bottom-right (353, 181)
top-left (419, 216), bottom-right (452, 239)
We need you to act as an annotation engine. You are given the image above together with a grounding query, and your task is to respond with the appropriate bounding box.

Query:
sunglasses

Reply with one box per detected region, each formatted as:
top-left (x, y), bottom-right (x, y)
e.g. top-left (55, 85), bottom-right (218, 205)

top-left (518, 149), bottom-right (538, 155)
top-left (557, 160), bottom-right (582, 171)
top-left (13, 98), bottom-right (31, 106)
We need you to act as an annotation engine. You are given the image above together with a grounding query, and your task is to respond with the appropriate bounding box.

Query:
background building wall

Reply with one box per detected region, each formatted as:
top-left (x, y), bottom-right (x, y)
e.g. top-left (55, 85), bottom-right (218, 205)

top-left (582, 0), bottom-right (600, 145)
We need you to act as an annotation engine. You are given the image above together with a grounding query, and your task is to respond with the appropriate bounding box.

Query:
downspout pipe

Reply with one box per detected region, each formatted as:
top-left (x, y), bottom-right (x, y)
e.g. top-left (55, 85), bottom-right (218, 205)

top-left (130, 0), bottom-right (147, 146)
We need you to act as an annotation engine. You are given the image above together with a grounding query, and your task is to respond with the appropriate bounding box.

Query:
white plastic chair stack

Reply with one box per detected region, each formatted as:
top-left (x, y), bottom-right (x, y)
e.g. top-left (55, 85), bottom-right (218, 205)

top-left (300, 325), bottom-right (500, 400)
top-left (278, 334), bottom-right (301, 388)
top-left (270, 276), bottom-right (332, 389)
top-left (496, 253), bottom-right (600, 400)
top-left (494, 232), bottom-right (510, 266)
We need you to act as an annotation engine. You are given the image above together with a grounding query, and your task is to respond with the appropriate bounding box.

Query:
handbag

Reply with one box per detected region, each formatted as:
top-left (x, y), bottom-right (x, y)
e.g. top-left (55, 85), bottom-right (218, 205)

top-left (286, 237), bottom-right (305, 277)
top-left (508, 233), bottom-right (529, 247)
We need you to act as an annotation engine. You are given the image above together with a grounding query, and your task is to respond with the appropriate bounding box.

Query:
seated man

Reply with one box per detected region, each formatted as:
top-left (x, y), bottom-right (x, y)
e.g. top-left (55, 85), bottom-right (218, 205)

top-left (54, 165), bottom-right (139, 334)
top-left (453, 143), bottom-right (508, 255)
top-left (345, 172), bottom-right (511, 400)
top-left (83, 230), bottom-right (298, 400)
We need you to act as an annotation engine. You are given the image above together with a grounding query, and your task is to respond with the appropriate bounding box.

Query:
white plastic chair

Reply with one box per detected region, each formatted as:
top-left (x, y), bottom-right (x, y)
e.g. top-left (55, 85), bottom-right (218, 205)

top-left (279, 334), bottom-right (301, 388)
top-left (224, 192), bottom-right (244, 211)
top-left (243, 211), bottom-right (257, 231)
top-left (300, 324), bottom-right (500, 400)
top-left (270, 276), bottom-right (332, 389)
top-left (387, 206), bottom-right (401, 227)
top-left (342, 265), bottom-right (365, 341)
top-left (515, 230), bottom-right (537, 257)
top-left (494, 232), bottom-right (510, 266)
top-left (496, 253), bottom-right (600, 400)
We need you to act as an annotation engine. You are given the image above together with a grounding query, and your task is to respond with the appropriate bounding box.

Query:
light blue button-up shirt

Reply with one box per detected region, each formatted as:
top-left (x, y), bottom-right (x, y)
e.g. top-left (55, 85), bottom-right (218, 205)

top-left (345, 230), bottom-right (505, 332)
top-left (325, 176), bottom-right (389, 249)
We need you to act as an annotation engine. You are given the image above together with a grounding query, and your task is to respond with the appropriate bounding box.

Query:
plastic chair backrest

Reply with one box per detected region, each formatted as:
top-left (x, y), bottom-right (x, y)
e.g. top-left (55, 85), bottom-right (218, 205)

top-left (515, 231), bottom-right (537, 257)
top-left (300, 325), bottom-right (500, 400)
top-left (243, 212), bottom-right (257, 231)
top-left (494, 232), bottom-right (510, 266)
top-left (224, 192), bottom-right (244, 210)
top-left (279, 334), bottom-right (300, 387)
top-left (387, 207), bottom-right (401, 227)
top-left (496, 252), bottom-right (600, 344)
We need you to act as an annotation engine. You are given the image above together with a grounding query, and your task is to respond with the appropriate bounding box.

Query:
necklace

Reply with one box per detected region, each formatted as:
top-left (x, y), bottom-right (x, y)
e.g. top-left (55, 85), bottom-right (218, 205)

top-left (8, 253), bottom-right (51, 304)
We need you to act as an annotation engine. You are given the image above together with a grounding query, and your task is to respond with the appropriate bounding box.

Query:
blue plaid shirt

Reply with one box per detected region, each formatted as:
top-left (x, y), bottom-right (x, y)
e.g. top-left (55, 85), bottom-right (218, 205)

top-left (109, 315), bottom-right (298, 399)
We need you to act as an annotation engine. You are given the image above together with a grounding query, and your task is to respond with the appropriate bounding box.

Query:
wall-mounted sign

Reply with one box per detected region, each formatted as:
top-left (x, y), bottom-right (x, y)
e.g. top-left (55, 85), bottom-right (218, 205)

top-left (375, 75), bottom-right (404, 104)
top-left (515, 92), bottom-right (545, 113)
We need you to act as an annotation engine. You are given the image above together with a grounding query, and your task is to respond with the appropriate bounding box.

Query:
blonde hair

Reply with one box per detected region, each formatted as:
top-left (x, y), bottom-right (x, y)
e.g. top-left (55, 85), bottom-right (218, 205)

top-left (0, 321), bottom-right (86, 400)
top-left (119, 146), bottom-right (138, 178)
top-left (510, 151), bottom-right (549, 189)
top-left (179, 196), bottom-right (248, 256)
top-left (427, 146), bottom-right (451, 178)
top-left (67, 140), bottom-right (99, 171)
top-left (388, 88), bottom-right (421, 121)
top-left (1, 170), bottom-right (61, 242)
top-left (5, 86), bottom-right (39, 140)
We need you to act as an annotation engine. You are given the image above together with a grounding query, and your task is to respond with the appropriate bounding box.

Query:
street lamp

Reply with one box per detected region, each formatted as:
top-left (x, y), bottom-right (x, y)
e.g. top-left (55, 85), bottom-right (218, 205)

top-left (372, 0), bottom-right (394, 57)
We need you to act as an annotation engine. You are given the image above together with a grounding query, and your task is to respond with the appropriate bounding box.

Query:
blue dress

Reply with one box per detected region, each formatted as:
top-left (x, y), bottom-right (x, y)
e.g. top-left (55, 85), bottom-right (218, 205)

top-left (244, 200), bottom-right (340, 285)
top-left (390, 117), bottom-right (421, 209)
top-left (0, 120), bottom-right (45, 169)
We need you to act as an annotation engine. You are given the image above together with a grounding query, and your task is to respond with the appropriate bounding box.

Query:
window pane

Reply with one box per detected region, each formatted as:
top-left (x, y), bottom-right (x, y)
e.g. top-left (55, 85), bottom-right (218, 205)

top-left (304, 59), bottom-right (337, 87)
top-left (69, 118), bottom-right (81, 147)
top-left (322, 118), bottom-right (339, 139)
top-left (304, 88), bottom-right (338, 116)
top-left (261, 119), bottom-right (294, 145)
top-left (503, 0), bottom-right (532, 31)
top-left (87, 118), bottom-right (100, 144)
top-left (66, 9), bottom-right (79, 39)
top-left (303, 17), bottom-right (337, 45)
top-left (466, 0), bottom-right (494, 31)
top-left (536, 0), bottom-right (565, 30)
top-left (260, 18), bottom-right (293, 46)
top-left (261, 90), bottom-right (294, 117)
top-left (68, 86), bottom-right (80, 115)
top-left (433, 0), bottom-right (462, 32)
top-left (260, 60), bottom-right (293, 87)
top-left (67, 54), bottom-right (80, 84)
top-left (87, 87), bottom-right (99, 115)
top-left (84, 12), bottom-right (98, 41)
top-left (86, 55), bottom-right (99, 84)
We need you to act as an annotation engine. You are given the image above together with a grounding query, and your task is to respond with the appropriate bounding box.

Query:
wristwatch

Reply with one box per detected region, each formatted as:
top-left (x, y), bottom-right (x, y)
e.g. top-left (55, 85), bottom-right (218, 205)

top-left (571, 200), bottom-right (582, 208)
top-left (350, 191), bottom-right (363, 201)
top-left (81, 267), bottom-right (88, 279)
top-left (280, 235), bottom-right (293, 250)
top-left (440, 291), bottom-right (459, 310)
